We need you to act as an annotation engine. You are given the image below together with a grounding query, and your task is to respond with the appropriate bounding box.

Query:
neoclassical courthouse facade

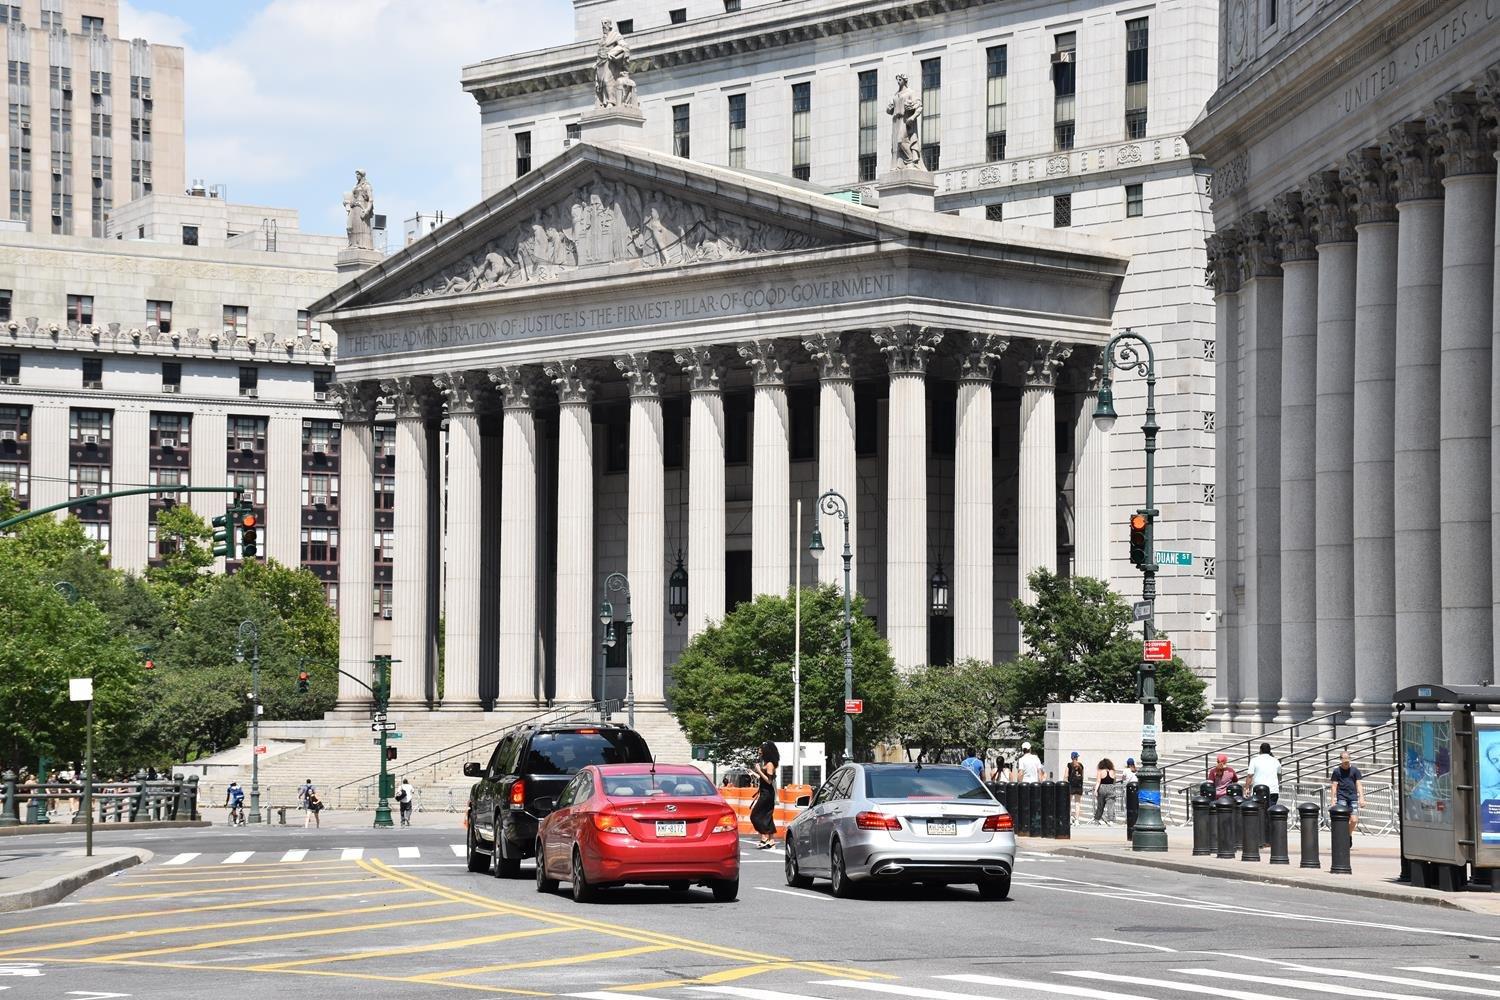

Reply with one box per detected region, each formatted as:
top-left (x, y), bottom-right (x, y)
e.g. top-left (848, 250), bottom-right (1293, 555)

top-left (1193, 0), bottom-right (1500, 725)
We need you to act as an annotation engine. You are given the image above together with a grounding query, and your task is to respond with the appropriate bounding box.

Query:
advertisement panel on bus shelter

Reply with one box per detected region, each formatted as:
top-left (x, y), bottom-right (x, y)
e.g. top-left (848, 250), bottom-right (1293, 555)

top-left (1476, 714), bottom-right (1500, 867)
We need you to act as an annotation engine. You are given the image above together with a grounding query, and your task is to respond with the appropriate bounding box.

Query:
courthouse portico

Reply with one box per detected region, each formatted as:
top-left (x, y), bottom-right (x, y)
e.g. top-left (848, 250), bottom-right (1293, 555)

top-left (312, 139), bottom-right (1127, 710)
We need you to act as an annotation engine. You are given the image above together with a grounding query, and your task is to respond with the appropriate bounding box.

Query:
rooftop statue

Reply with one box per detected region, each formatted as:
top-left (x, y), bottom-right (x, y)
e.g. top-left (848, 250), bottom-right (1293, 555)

top-left (594, 20), bottom-right (638, 109)
top-left (886, 74), bottom-right (924, 170)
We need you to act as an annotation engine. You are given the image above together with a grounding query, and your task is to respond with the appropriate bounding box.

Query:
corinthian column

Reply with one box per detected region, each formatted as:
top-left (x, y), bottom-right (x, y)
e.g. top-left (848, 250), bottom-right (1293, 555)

top-left (955, 333), bottom-right (1007, 662)
top-left (1072, 353), bottom-right (1108, 582)
top-left (676, 347), bottom-right (727, 638)
top-left (1206, 228), bottom-right (1242, 727)
top-left (1480, 72), bottom-right (1500, 686)
top-left (434, 371), bottom-right (486, 709)
top-left (490, 366), bottom-right (541, 706)
top-left (740, 340), bottom-right (793, 597)
top-left (615, 352), bottom-right (667, 703)
top-left (1429, 92), bottom-right (1497, 683)
top-left (1018, 342), bottom-right (1070, 604)
top-left (803, 332), bottom-right (858, 592)
top-left (1341, 148), bottom-right (1399, 724)
top-left (545, 360), bottom-right (596, 703)
top-left (380, 376), bottom-right (439, 707)
top-left (331, 381), bottom-right (378, 708)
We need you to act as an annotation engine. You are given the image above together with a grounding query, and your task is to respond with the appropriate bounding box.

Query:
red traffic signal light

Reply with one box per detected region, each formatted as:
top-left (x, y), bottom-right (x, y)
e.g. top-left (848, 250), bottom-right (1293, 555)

top-left (297, 671), bottom-right (310, 694)
top-left (1129, 513), bottom-right (1150, 569)
top-left (238, 512), bottom-right (259, 558)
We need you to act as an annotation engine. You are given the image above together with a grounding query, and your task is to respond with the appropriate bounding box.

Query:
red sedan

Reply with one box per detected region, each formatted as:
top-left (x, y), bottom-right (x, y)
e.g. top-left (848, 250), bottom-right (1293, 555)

top-left (534, 763), bottom-right (740, 903)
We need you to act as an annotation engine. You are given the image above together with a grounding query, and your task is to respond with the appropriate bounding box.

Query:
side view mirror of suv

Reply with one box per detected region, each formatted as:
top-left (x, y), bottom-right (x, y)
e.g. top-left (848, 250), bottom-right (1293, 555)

top-left (463, 761), bottom-right (482, 778)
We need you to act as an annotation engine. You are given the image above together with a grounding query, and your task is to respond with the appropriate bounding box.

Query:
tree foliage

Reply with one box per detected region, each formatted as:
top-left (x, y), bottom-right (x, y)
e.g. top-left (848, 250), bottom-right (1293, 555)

top-left (894, 659), bottom-right (1010, 759)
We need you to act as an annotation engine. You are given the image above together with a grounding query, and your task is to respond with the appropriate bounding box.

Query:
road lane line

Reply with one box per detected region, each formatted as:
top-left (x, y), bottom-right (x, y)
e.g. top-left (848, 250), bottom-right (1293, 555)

top-left (569, 993), bottom-right (678, 999)
top-left (450, 844), bottom-right (465, 856)
top-left (67, 956), bottom-right (548, 995)
top-left (397, 846), bottom-right (420, 858)
top-left (280, 849), bottom-right (307, 863)
top-left (1269, 964), bottom-right (1500, 997)
top-left (691, 988), bottom-right (841, 1000)
top-left (104, 868), bottom-right (355, 888)
top-left (340, 847), bottom-right (364, 861)
top-left (1091, 938), bottom-right (1177, 953)
top-left (937, 975), bottom-right (1156, 1000)
top-left (412, 943), bottom-right (672, 982)
top-left (250, 924), bottom-right (568, 970)
top-left (1401, 968), bottom-right (1500, 985)
top-left (753, 887), bottom-right (829, 901)
top-left (1172, 969), bottom-right (1429, 1000)
top-left (221, 852), bottom-right (254, 865)
top-left (161, 853), bottom-right (198, 866)
top-left (86, 875), bottom-right (376, 903)
top-left (1063, 970), bottom-right (1295, 999)
top-left (623, 962), bottom-right (805, 993)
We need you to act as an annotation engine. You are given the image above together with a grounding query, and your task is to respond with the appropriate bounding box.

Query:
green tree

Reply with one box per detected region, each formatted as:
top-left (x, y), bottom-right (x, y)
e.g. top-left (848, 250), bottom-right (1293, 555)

top-left (670, 587), bottom-right (898, 764)
top-left (894, 659), bottom-right (1010, 760)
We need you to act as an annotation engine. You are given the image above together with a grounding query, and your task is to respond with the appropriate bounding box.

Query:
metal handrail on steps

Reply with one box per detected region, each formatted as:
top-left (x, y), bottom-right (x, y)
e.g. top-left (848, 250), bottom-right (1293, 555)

top-left (1159, 709), bottom-right (1345, 791)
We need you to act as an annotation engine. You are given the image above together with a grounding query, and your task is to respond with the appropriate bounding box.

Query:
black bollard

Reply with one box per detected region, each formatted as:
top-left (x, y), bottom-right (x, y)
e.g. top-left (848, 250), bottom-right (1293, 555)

top-left (1027, 782), bottom-right (1044, 837)
top-left (1055, 782), bottom-right (1071, 840)
top-left (1040, 781), bottom-right (1058, 838)
top-left (1252, 784), bottom-right (1271, 846)
top-left (1329, 803), bottom-right (1353, 874)
top-left (1267, 803), bottom-right (1290, 864)
top-left (1016, 782), bottom-right (1032, 836)
top-left (1124, 781), bottom-right (1139, 841)
top-left (1191, 788), bottom-right (1214, 856)
top-left (1299, 802), bottom-right (1321, 869)
top-left (1239, 799), bottom-right (1261, 862)
top-left (1201, 782), bottom-right (1219, 854)
top-left (0, 771), bottom-right (16, 828)
top-left (1228, 785), bottom-right (1245, 850)
top-left (1215, 798), bottom-right (1237, 859)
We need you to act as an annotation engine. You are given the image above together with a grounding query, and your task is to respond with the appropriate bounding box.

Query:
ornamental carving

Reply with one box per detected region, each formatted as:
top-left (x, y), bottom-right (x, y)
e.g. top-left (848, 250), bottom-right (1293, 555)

top-left (1479, 65), bottom-right (1500, 145)
top-left (1268, 191), bottom-right (1316, 262)
top-left (675, 346), bottom-right (727, 393)
top-left (1305, 170), bottom-right (1356, 245)
top-left (739, 339), bottom-right (795, 386)
top-left (1211, 150), bottom-right (1249, 201)
top-left (873, 326), bottom-right (942, 374)
top-left (488, 365), bottom-right (542, 409)
top-left (1341, 147), bottom-right (1397, 225)
top-left (956, 333), bottom-right (1009, 381)
top-left (1046, 155), bottom-right (1069, 176)
top-left (329, 380), bottom-right (380, 423)
top-left (432, 370), bottom-right (488, 415)
top-left (1022, 341), bottom-right (1072, 388)
top-left (1237, 210), bottom-right (1282, 281)
top-left (978, 166), bottom-right (1002, 185)
top-left (544, 360), bottom-right (596, 404)
top-left (379, 376), bottom-right (439, 421)
top-left (1118, 144), bottom-right (1141, 165)
top-left (1383, 120), bottom-right (1445, 202)
top-left (1205, 226), bottom-right (1243, 295)
top-left (1427, 91), bottom-right (1497, 178)
top-left (802, 332), bottom-right (852, 380)
top-left (400, 178), bottom-right (832, 300)
top-left (614, 352), bottom-right (668, 397)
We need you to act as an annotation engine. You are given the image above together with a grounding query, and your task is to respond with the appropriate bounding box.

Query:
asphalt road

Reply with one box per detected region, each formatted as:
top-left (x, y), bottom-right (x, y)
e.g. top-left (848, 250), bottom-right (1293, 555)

top-left (0, 824), bottom-right (1497, 999)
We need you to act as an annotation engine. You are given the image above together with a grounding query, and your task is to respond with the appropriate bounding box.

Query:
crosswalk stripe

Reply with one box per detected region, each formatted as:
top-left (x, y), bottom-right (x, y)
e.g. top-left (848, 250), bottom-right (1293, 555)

top-left (340, 848), bottom-right (364, 861)
top-left (935, 974), bottom-right (1156, 1000)
top-left (1305, 967), bottom-right (1500, 997)
top-left (280, 850), bottom-right (307, 863)
top-left (222, 851), bottom-right (254, 865)
top-left (161, 853), bottom-right (198, 866)
top-left (398, 846), bottom-right (420, 859)
top-left (1402, 968), bottom-right (1500, 985)
top-left (1174, 969), bottom-right (1429, 1000)
top-left (690, 988), bottom-right (840, 1000)
top-left (450, 844), bottom-right (465, 857)
top-left (1062, 970), bottom-right (1295, 999)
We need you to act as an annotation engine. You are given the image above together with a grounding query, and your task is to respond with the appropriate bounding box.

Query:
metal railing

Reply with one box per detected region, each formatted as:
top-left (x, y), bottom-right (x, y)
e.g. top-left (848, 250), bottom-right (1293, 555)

top-left (0, 771), bottom-right (200, 826)
top-left (1159, 710), bottom-right (1345, 789)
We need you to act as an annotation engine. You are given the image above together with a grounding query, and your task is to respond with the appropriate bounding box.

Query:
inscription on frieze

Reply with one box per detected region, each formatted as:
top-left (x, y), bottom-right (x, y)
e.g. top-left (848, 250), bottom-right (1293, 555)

top-left (1335, 0), bottom-right (1498, 117)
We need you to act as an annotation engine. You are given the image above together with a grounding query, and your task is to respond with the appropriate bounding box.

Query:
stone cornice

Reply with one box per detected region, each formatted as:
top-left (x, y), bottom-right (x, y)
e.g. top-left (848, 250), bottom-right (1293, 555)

top-left (0, 385), bottom-right (343, 414)
top-left (935, 135), bottom-right (1196, 203)
top-left (1, 317), bottom-right (335, 365)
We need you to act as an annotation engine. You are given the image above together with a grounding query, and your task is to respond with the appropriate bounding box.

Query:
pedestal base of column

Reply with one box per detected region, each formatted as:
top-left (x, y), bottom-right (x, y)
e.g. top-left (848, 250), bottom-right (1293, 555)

top-left (334, 699), bottom-right (375, 713)
top-left (1205, 701), bottom-right (1234, 733)
top-left (1309, 700), bottom-right (1350, 727)
top-left (1342, 701), bottom-right (1392, 727)
top-left (1272, 702), bottom-right (1316, 726)
top-left (439, 700), bottom-right (484, 711)
top-left (1233, 702), bottom-right (1279, 731)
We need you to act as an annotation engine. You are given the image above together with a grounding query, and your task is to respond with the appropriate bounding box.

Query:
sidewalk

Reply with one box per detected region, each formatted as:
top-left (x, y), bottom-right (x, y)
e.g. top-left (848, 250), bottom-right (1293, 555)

top-left (1025, 824), bottom-right (1500, 915)
top-left (0, 847), bottom-right (147, 912)
top-left (241, 806), bottom-right (466, 830)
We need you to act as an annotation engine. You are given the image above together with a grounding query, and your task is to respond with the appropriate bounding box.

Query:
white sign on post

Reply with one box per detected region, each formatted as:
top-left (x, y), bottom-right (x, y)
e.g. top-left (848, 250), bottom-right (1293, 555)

top-left (69, 677), bottom-right (93, 702)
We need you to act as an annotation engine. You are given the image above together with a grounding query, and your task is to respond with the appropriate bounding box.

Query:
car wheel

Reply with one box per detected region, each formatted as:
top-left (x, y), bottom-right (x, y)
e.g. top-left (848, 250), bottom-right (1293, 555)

top-left (571, 849), bottom-right (596, 904)
top-left (667, 881), bottom-right (690, 893)
top-left (784, 837), bottom-right (813, 889)
top-left (493, 815), bottom-right (522, 878)
top-left (710, 877), bottom-right (738, 902)
top-left (976, 872), bottom-right (1011, 900)
top-left (535, 842), bottom-right (558, 894)
top-left (829, 840), bottom-right (857, 899)
top-left (465, 821), bottom-right (488, 874)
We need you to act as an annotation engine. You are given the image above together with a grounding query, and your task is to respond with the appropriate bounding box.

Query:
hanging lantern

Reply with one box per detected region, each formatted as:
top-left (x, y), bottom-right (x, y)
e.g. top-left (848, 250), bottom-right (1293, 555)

top-left (929, 562), bottom-right (951, 618)
top-left (668, 550), bottom-right (689, 624)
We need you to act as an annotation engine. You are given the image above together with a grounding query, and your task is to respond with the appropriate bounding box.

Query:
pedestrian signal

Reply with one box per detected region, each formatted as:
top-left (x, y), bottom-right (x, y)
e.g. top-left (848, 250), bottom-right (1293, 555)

top-left (386, 746), bottom-right (398, 761)
top-left (1129, 513), bottom-right (1150, 569)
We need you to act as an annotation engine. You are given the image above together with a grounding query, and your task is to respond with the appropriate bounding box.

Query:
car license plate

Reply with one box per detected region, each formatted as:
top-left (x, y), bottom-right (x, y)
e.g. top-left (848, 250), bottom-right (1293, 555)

top-left (927, 820), bottom-right (958, 836)
top-left (656, 821), bottom-right (687, 838)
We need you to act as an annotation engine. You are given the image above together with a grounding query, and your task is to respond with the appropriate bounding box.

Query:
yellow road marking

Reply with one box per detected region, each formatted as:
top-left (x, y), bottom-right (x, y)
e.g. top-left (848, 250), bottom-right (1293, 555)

top-left (62, 957), bottom-right (549, 995)
top-left (128, 860), bottom-right (356, 875)
top-left (248, 925), bottom-right (569, 971)
top-left (88, 875), bottom-right (376, 902)
top-left (412, 943), bottom-right (671, 982)
top-left (106, 867), bottom-right (357, 888)
top-left (613, 962), bottom-right (800, 992)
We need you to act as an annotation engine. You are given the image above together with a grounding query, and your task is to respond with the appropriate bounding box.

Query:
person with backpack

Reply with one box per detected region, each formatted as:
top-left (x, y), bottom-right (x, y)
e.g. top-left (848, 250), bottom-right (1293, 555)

top-left (1065, 752), bottom-right (1086, 822)
top-left (304, 786), bottom-right (322, 828)
top-left (396, 779), bottom-right (415, 827)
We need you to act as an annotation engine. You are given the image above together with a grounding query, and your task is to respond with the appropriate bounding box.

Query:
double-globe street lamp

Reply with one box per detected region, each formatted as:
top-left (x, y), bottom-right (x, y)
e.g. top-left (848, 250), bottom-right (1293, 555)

top-left (1092, 327), bottom-right (1168, 852)
top-left (234, 619), bottom-right (262, 824)
top-left (809, 488), bottom-right (855, 764)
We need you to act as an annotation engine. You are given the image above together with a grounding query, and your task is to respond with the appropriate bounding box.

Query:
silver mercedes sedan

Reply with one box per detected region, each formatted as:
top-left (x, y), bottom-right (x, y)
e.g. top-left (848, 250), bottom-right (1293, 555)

top-left (784, 762), bottom-right (1017, 899)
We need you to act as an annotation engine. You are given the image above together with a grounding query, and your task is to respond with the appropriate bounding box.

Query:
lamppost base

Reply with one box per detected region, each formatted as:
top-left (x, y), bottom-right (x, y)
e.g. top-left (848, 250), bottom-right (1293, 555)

top-left (373, 802), bottom-right (394, 829)
top-left (1131, 826), bottom-right (1168, 851)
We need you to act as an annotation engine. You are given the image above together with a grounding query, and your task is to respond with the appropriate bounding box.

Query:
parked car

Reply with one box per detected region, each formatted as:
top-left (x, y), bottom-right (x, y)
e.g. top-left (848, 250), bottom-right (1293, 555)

top-left (534, 763), bottom-right (740, 903)
top-left (463, 722), bottom-right (652, 877)
top-left (783, 762), bottom-right (1016, 899)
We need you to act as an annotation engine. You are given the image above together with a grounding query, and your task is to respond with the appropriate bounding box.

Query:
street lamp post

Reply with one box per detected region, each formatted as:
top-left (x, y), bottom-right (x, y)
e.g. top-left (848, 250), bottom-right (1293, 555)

top-left (235, 620), bottom-right (262, 824)
top-left (1092, 328), bottom-right (1167, 852)
top-left (810, 489), bottom-right (854, 764)
top-left (600, 573), bottom-right (633, 728)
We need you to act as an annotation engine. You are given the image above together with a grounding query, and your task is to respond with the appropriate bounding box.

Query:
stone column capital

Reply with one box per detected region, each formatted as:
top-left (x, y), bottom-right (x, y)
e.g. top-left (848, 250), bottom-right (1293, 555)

top-left (1268, 191), bottom-right (1316, 262)
top-left (487, 364), bottom-right (542, 409)
top-left (739, 339), bottom-right (795, 386)
top-left (1340, 147), bottom-right (1398, 225)
top-left (329, 380), bottom-right (380, 423)
top-left (802, 332), bottom-right (852, 381)
top-left (1479, 64), bottom-right (1500, 150)
top-left (432, 370), bottom-right (489, 415)
top-left (379, 375), bottom-right (440, 421)
top-left (1305, 169), bottom-right (1356, 245)
top-left (674, 345), bottom-right (727, 393)
top-left (1238, 209), bottom-right (1283, 281)
top-left (956, 333), bottom-right (1009, 381)
top-left (1427, 90), bottom-right (1498, 178)
top-left (873, 325), bottom-right (943, 374)
top-left (1383, 120), bottom-right (1445, 201)
top-left (1205, 226), bottom-right (1243, 295)
top-left (1022, 341), bottom-right (1073, 389)
top-left (544, 359), bottom-right (596, 404)
top-left (614, 352), bottom-right (669, 398)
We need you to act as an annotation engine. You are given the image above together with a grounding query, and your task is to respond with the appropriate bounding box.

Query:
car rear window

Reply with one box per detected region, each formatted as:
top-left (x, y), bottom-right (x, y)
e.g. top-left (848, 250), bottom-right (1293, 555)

top-left (864, 766), bottom-right (993, 801)
top-left (523, 730), bottom-right (652, 775)
top-left (601, 773), bottom-right (717, 797)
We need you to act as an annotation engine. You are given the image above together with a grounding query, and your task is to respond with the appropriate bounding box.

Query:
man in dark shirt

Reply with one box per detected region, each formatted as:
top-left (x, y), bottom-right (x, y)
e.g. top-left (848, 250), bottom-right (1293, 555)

top-left (1329, 751), bottom-right (1365, 833)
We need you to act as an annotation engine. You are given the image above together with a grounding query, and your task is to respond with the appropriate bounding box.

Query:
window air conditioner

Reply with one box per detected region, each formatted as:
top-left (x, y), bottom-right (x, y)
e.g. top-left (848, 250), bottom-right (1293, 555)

top-left (19, 117), bottom-right (29, 130)
top-left (240, 387), bottom-right (257, 398)
top-left (381, 608), bottom-right (393, 620)
top-left (161, 383), bottom-right (179, 393)
top-left (312, 493), bottom-right (329, 507)
top-left (313, 391), bottom-right (327, 401)
top-left (1052, 50), bottom-right (1074, 63)
top-left (79, 485), bottom-right (98, 497)
top-left (237, 438), bottom-right (255, 452)
top-left (82, 433), bottom-right (99, 446)
top-left (159, 436), bottom-right (176, 449)
top-left (1, 376), bottom-right (18, 385)
top-left (0, 429), bottom-right (15, 441)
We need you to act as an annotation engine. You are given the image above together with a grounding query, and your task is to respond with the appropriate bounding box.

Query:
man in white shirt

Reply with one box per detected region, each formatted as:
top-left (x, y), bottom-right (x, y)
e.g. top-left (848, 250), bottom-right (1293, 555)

top-left (1016, 742), bottom-right (1044, 783)
top-left (1243, 742), bottom-right (1282, 804)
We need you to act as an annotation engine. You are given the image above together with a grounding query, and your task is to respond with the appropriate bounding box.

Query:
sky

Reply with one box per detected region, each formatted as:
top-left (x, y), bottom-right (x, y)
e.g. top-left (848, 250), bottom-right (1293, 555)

top-left (117, 0), bottom-right (576, 240)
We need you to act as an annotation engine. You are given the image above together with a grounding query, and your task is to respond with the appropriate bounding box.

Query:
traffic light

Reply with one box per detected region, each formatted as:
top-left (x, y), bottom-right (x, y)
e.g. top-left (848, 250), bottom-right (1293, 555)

top-left (1129, 513), bottom-right (1150, 569)
top-left (297, 671), bottom-right (310, 695)
top-left (211, 505), bottom-right (237, 559)
top-left (386, 746), bottom-right (398, 761)
top-left (238, 509), bottom-right (259, 558)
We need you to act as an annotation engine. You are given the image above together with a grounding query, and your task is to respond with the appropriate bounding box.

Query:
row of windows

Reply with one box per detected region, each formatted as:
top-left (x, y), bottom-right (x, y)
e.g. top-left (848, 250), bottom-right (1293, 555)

top-left (0, 292), bottom-right (323, 342)
top-left (983, 184), bottom-right (1143, 229)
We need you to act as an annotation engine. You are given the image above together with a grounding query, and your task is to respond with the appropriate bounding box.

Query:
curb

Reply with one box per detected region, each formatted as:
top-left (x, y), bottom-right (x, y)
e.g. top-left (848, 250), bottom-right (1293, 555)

top-left (0, 848), bottom-right (149, 913)
top-left (1052, 846), bottom-right (1471, 911)
top-left (0, 820), bottom-right (212, 838)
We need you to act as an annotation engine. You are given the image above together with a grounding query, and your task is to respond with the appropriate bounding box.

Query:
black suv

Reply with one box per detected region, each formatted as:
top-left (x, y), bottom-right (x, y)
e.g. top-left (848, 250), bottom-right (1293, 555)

top-left (463, 722), bottom-right (653, 877)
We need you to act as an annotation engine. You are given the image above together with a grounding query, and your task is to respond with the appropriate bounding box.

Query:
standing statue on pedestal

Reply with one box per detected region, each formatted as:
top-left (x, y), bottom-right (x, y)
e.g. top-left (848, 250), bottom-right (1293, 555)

top-left (886, 74), bottom-right (924, 170)
top-left (343, 169), bottom-right (375, 250)
top-left (594, 19), bottom-right (638, 109)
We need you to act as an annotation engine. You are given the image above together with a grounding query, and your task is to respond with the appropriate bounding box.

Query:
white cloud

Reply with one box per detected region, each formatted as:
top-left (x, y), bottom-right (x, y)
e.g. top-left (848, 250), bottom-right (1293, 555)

top-left (118, 1), bottom-right (192, 47)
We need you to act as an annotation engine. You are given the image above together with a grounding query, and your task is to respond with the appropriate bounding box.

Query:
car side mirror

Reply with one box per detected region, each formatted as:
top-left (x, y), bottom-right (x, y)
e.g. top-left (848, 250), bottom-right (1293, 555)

top-left (462, 762), bottom-right (482, 778)
top-left (795, 794), bottom-right (811, 808)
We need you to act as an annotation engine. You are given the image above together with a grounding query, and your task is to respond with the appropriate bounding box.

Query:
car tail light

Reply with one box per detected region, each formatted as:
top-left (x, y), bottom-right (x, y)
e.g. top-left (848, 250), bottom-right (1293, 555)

top-left (593, 812), bottom-right (630, 835)
top-left (855, 810), bottom-right (902, 831)
top-left (983, 813), bottom-right (1014, 832)
top-left (712, 811), bottom-right (737, 833)
top-left (509, 779), bottom-right (526, 807)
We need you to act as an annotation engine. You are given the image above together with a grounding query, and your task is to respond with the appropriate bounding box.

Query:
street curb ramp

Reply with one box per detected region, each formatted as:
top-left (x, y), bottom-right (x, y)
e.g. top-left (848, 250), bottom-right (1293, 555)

top-left (0, 848), bottom-right (150, 912)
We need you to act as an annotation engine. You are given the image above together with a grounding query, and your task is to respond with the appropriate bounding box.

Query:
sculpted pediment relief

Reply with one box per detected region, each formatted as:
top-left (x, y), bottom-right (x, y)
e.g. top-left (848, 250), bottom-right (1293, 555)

top-left (399, 176), bottom-right (845, 301)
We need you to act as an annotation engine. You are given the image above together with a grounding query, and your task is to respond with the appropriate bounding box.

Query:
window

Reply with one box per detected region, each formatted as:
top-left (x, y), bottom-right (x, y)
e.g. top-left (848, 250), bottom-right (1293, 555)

top-left (1054, 194), bottom-right (1073, 228)
top-left (151, 412), bottom-right (190, 448)
top-left (375, 474), bottom-right (395, 510)
top-left (82, 14), bottom-right (104, 34)
top-left (373, 582), bottom-right (393, 618)
top-left (672, 104), bottom-right (690, 158)
top-left (301, 527), bottom-right (339, 563)
top-left (985, 202), bottom-right (1003, 222)
top-left (67, 294), bottom-right (93, 324)
top-left (324, 583), bottom-right (338, 611)
top-left (617, 19), bottom-right (633, 33)
top-left (920, 58), bottom-right (942, 170)
top-left (1053, 32), bottom-right (1077, 151)
top-left (724, 0), bottom-right (740, 10)
top-left (71, 463), bottom-right (109, 498)
top-left (313, 368), bottom-right (333, 397)
top-left (39, 3), bottom-right (61, 32)
top-left (0, 7), bottom-right (21, 24)
top-left (727, 93), bottom-right (746, 168)
top-left (669, 7), bottom-right (686, 22)
top-left (181, 225), bottom-right (198, 246)
top-left (227, 416), bottom-right (267, 454)
top-left (0, 405), bottom-right (31, 441)
top-left (228, 470), bottom-right (266, 506)
top-left (374, 425), bottom-right (395, 461)
top-left (80, 521), bottom-right (110, 553)
top-left (299, 309), bottom-right (323, 342)
top-left (303, 419), bottom-right (337, 455)
top-left (857, 70), bottom-right (878, 182)
top-left (147, 299), bottom-right (172, 333)
top-left (515, 131), bottom-right (531, 177)
top-left (0, 289), bottom-right (9, 322)
top-left (0, 461), bottom-right (28, 500)
top-left (303, 472), bottom-right (339, 508)
top-left (1126, 18), bottom-right (1149, 139)
top-left (161, 362), bottom-right (180, 393)
top-left (82, 357), bottom-right (102, 389)
top-left (0, 353), bottom-right (16, 383)
top-left (789, 386), bottom-right (816, 461)
top-left (790, 82), bottom-right (811, 180)
top-left (374, 530), bottom-right (395, 563)
top-left (986, 45), bottom-right (1008, 162)
top-left (223, 305), bottom-right (249, 337)
top-left (238, 366), bottom-right (258, 398)
top-left (1125, 183), bottom-right (1144, 218)
top-left (1266, 0), bottom-right (1277, 26)
top-left (70, 409), bottom-right (112, 443)
top-left (565, 122), bottom-right (581, 143)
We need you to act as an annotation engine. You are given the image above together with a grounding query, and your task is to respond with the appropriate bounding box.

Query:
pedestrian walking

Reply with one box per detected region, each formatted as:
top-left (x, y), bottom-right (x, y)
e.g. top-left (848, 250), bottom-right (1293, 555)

top-left (1243, 742), bottom-right (1282, 805)
top-left (960, 747), bottom-right (985, 782)
top-left (1122, 757), bottom-right (1140, 837)
top-left (396, 779), bottom-right (415, 827)
top-left (1065, 752), bottom-right (1086, 822)
top-left (1016, 742), bottom-right (1044, 783)
top-left (297, 777), bottom-right (313, 812)
top-left (992, 757), bottom-right (1010, 783)
top-left (1093, 758), bottom-right (1119, 825)
top-left (303, 784), bottom-right (320, 828)
top-left (1329, 751), bottom-right (1365, 834)
top-left (1208, 754), bottom-right (1239, 797)
top-left (750, 741), bottom-right (779, 850)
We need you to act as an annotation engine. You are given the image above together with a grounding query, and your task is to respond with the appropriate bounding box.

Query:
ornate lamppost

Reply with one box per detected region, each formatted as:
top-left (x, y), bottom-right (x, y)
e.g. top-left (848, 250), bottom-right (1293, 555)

top-left (809, 489), bottom-right (854, 763)
top-left (599, 573), bottom-right (633, 728)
